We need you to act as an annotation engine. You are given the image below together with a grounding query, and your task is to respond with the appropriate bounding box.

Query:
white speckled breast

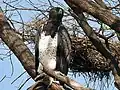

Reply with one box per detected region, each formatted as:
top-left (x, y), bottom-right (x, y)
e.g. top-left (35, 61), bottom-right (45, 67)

top-left (38, 32), bottom-right (58, 73)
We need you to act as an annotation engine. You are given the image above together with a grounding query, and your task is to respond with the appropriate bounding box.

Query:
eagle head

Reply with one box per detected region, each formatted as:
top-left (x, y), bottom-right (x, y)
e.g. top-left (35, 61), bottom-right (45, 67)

top-left (49, 7), bottom-right (64, 23)
top-left (43, 7), bottom-right (64, 38)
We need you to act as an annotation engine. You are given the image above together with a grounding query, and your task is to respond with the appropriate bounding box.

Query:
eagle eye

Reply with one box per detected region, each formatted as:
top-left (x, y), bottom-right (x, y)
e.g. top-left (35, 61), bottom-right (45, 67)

top-left (58, 9), bottom-right (63, 15)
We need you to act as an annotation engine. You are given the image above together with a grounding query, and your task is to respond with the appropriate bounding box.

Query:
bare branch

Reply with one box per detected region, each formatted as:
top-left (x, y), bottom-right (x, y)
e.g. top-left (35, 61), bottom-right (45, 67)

top-left (0, 11), bottom-right (36, 78)
top-left (64, 0), bottom-right (120, 33)
top-left (42, 65), bottom-right (91, 90)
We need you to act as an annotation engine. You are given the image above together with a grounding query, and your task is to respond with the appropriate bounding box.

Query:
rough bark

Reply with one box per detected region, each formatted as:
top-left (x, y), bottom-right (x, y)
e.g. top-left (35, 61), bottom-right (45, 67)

top-left (64, 0), bottom-right (120, 33)
top-left (94, 0), bottom-right (108, 9)
top-left (0, 12), bottom-right (36, 78)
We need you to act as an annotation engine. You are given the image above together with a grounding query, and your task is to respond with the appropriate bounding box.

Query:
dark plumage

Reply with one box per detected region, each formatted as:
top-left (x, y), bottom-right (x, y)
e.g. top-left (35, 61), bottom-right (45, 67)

top-left (35, 7), bottom-right (72, 87)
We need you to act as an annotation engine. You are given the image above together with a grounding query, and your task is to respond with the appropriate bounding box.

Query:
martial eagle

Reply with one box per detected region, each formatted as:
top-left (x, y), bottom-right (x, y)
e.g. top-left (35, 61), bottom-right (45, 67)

top-left (35, 7), bottom-right (72, 88)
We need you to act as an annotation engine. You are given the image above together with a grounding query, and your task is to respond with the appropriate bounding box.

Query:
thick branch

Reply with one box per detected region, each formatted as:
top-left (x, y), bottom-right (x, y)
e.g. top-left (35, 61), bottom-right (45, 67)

top-left (64, 0), bottom-right (120, 33)
top-left (43, 66), bottom-right (91, 90)
top-left (94, 0), bottom-right (108, 9)
top-left (0, 12), bottom-right (36, 78)
top-left (28, 81), bottom-right (64, 90)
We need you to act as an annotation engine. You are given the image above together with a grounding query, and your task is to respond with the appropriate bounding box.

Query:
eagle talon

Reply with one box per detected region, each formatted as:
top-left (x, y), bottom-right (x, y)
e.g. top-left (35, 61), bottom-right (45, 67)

top-left (52, 80), bottom-right (60, 85)
top-left (34, 73), bottom-right (46, 81)
top-left (47, 78), bottom-right (60, 88)
top-left (47, 81), bottom-right (52, 88)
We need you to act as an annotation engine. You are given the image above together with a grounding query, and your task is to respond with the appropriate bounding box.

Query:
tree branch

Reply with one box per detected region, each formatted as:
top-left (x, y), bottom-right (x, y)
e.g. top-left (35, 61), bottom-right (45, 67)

top-left (94, 0), bottom-right (108, 9)
top-left (42, 65), bottom-right (91, 90)
top-left (0, 12), bottom-right (36, 79)
top-left (64, 0), bottom-right (120, 33)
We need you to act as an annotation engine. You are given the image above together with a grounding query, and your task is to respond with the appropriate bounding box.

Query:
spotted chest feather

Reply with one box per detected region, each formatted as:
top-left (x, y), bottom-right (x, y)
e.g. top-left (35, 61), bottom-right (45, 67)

top-left (38, 32), bottom-right (58, 70)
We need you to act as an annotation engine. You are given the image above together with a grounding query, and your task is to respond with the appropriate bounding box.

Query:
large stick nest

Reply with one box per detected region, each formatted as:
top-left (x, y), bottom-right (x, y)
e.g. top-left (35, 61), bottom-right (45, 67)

top-left (70, 36), bottom-right (120, 74)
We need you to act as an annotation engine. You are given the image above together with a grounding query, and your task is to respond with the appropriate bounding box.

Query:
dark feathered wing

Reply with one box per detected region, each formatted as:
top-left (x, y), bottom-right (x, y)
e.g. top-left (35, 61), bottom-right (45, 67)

top-left (56, 25), bottom-right (72, 75)
top-left (35, 29), bottom-right (40, 75)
